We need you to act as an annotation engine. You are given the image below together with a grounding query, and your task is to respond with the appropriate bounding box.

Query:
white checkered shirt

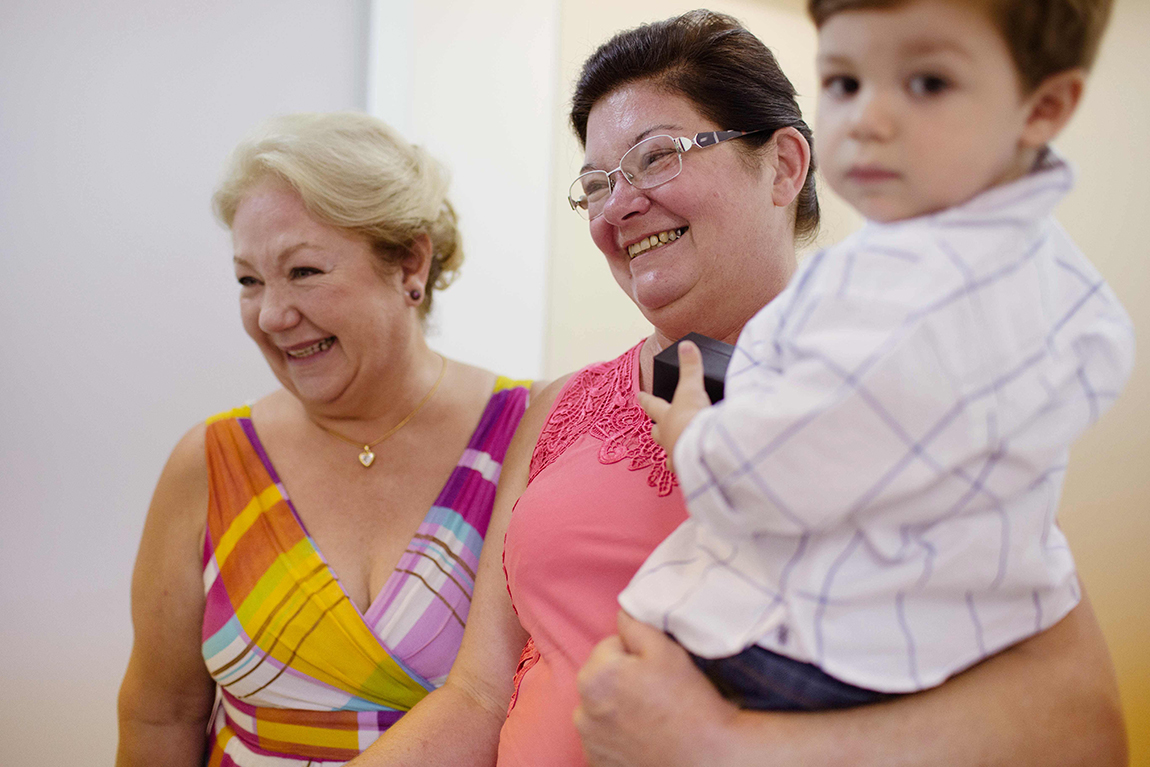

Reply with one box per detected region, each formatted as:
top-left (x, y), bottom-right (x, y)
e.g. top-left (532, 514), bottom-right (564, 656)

top-left (619, 152), bottom-right (1135, 692)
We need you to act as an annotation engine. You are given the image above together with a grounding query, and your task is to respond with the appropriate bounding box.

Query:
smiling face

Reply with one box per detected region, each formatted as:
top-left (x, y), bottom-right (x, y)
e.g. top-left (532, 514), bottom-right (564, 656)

top-left (582, 81), bottom-right (796, 341)
top-left (231, 179), bottom-right (413, 408)
top-left (815, 0), bottom-right (1040, 222)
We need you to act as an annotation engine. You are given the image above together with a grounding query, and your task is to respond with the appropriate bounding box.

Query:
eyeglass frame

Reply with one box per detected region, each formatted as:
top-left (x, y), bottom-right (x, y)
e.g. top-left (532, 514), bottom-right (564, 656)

top-left (567, 128), bottom-right (777, 219)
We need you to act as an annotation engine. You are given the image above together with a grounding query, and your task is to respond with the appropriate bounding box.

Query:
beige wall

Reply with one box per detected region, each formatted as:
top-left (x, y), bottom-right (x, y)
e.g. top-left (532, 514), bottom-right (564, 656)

top-left (546, 0), bottom-right (1150, 762)
top-left (1055, 0), bottom-right (1150, 759)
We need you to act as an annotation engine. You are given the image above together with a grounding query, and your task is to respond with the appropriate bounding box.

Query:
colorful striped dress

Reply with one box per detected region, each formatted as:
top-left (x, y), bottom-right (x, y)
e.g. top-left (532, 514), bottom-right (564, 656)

top-left (201, 377), bottom-right (530, 766)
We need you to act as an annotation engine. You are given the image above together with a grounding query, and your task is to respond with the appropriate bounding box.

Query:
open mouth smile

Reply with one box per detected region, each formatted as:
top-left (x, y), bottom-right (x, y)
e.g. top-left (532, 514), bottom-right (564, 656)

top-left (627, 226), bottom-right (688, 259)
top-left (285, 337), bottom-right (335, 359)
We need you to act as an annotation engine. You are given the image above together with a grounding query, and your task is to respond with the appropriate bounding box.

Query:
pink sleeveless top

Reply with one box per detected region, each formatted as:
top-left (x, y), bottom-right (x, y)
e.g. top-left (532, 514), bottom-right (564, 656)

top-left (498, 342), bottom-right (687, 766)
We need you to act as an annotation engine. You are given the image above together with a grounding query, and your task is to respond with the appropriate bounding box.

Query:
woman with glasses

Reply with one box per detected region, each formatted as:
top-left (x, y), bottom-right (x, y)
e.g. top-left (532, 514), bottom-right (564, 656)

top-left (347, 11), bottom-right (1126, 767)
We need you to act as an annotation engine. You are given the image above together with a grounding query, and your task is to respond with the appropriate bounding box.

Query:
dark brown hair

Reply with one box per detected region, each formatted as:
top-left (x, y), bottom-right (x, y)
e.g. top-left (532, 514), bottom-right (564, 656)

top-left (570, 9), bottom-right (820, 244)
top-left (807, 0), bottom-right (1113, 92)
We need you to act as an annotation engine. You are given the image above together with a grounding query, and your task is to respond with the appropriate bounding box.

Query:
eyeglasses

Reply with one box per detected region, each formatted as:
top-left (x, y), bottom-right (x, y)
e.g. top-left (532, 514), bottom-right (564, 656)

top-left (568, 129), bottom-right (774, 220)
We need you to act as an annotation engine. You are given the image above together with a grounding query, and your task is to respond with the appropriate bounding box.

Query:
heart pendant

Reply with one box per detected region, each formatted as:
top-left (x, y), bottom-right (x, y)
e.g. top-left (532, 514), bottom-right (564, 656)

top-left (358, 449), bottom-right (375, 467)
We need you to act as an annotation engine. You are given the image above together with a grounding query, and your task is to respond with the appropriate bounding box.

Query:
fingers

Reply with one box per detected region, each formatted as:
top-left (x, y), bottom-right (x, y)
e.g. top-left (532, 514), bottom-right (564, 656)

top-left (578, 634), bottom-right (628, 717)
top-left (673, 341), bottom-right (709, 408)
top-left (638, 388), bottom-right (673, 466)
top-left (637, 391), bottom-right (670, 423)
top-left (584, 633), bottom-right (627, 669)
top-left (677, 339), bottom-right (702, 371)
top-left (616, 609), bottom-right (670, 658)
top-left (579, 635), bottom-right (627, 690)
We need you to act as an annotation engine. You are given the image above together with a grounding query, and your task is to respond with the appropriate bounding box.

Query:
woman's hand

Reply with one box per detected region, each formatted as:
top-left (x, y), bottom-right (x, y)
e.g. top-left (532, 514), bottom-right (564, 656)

top-left (576, 599), bottom-right (1126, 767)
top-left (575, 610), bottom-right (740, 767)
top-left (637, 341), bottom-right (711, 473)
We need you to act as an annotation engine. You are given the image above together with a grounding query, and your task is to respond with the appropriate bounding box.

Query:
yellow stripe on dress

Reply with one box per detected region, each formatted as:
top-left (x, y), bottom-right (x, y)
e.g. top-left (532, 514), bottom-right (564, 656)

top-left (206, 404), bottom-right (252, 425)
top-left (231, 539), bottom-right (430, 709)
top-left (213, 483), bottom-right (285, 568)
top-left (495, 375), bottom-right (533, 393)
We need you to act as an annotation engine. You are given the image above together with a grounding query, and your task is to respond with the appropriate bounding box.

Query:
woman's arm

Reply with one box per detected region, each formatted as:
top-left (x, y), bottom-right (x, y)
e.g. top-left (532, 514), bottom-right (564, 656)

top-left (348, 378), bottom-right (566, 766)
top-left (116, 423), bottom-right (218, 767)
top-left (577, 599), bottom-right (1126, 767)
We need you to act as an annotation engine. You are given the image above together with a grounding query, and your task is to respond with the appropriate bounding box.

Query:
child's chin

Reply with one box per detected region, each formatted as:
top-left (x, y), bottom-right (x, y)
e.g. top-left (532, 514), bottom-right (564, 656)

top-left (856, 197), bottom-right (937, 223)
top-left (857, 203), bottom-right (911, 223)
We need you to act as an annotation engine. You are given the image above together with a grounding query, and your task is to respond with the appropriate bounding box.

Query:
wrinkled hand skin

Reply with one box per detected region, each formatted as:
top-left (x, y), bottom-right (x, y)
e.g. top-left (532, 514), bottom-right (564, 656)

top-left (574, 610), bottom-right (739, 767)
top-left (637, 340), bottom-right (711, 474)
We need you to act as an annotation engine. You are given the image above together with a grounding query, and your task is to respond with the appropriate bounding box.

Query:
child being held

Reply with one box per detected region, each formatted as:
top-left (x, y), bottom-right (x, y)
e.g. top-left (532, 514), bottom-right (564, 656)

top-left (624, 0), bottom-right (1134, 710)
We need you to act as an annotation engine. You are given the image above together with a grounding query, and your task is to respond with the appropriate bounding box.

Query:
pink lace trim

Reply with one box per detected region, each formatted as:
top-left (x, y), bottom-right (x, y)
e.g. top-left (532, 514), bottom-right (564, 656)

top-left (528, 342), bottom-right (677, 497)
top-left (506, 637), bottom-right (541, 717)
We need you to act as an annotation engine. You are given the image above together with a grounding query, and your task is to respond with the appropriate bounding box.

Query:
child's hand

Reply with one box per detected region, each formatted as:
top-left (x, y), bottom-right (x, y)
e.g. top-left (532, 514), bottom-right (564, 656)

top-left (637, 340), bottom-right (711, 473)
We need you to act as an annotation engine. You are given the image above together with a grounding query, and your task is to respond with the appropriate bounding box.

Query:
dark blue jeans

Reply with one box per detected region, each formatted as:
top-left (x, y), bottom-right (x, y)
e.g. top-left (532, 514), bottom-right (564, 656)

top-left (690, 644), bottom-right (898, 711)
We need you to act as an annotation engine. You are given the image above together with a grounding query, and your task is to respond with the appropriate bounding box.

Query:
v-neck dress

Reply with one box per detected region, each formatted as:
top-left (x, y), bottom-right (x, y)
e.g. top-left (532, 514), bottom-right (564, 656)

top-left (201, 377), bottom-right (530, 766)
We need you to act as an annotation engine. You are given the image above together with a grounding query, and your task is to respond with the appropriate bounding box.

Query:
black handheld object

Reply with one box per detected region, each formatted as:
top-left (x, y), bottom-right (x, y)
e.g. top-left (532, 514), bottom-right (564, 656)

top-left (652, 332), bottom-right (734, 405)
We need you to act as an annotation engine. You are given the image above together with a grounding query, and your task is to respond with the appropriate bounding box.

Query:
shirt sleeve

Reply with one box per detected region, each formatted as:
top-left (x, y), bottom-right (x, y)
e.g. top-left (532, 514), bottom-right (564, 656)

top-left (672, 286), bottom-right (984, 540)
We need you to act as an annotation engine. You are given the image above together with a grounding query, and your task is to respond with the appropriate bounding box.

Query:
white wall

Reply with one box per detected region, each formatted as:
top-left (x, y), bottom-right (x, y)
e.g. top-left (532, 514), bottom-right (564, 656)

top-left (367, 0), bottom-right (559, 378)
top-left (0, 1), bottom-right (368, 762)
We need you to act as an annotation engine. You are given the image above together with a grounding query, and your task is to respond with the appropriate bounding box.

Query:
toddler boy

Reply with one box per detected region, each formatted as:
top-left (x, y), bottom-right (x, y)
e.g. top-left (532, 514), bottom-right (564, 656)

top-left (623, 0), bottom-right (1134, 708)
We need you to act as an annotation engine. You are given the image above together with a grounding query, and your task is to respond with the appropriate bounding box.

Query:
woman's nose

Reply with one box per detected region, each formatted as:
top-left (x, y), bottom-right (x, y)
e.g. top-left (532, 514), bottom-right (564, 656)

top-left (258, 285), bottom-right (301, 333)
top-left (600, 172), bottom-right (651, 225)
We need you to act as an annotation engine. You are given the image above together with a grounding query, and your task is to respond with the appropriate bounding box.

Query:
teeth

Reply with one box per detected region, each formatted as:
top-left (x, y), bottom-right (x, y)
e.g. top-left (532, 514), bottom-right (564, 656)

top-left (628, 227), bottom-right (687, 258)
top-left (286, 337), bottom-right (335, 359)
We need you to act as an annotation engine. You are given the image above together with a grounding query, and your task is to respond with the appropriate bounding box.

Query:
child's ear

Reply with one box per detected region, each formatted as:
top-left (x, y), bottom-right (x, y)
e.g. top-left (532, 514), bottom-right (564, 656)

top-left (770, 127), bottom-right (811, 208)
top-left (1020, 68), bottom-right (1086, 149)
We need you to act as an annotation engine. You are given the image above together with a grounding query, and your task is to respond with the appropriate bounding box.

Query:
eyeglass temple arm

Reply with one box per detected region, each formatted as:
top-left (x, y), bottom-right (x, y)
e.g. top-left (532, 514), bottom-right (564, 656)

top-left (685, 130), bottom-right (754, 150)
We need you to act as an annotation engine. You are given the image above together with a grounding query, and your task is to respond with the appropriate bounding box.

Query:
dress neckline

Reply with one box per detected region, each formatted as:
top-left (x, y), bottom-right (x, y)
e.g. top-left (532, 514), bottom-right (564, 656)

top-left (236, 388), bottom-right (498, 623)
top-left (528, 341), bottom-right (676, 497)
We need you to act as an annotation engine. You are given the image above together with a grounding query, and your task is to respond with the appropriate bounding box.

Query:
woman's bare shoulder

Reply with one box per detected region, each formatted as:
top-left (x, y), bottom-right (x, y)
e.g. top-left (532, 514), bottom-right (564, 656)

top-left (494, 373), bottom-right (574, 479)
top-left (141, 420), bottom-right (210, 546)
top-left (528, 373), bottom-right (573, 412)
top-left (524, 373), bottom-right (576, 431)
top-left (162, 421), bottom-right (209, 504)
top-left (246, 388), bottom-right (294, 424)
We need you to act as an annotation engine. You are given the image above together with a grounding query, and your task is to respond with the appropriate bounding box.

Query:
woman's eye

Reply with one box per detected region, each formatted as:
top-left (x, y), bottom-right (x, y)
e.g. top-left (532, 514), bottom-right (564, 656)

top-left (637, 149), bottom-right (676, 171)
top-left (822, 75), bottom-right (860, 98)
top-left (582, 177), bottom-right (609, 197)
top-left (908, 74), bottom-right (950, 96)
top-left (289, 266), bottom-right (321, 279)
top-left (237, 275), bottom-right (259, 287)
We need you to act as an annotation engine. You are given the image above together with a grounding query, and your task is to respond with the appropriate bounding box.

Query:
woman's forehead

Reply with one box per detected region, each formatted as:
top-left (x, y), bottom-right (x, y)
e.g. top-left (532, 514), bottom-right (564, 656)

top-left (583, 85), bottom-right (711, 163)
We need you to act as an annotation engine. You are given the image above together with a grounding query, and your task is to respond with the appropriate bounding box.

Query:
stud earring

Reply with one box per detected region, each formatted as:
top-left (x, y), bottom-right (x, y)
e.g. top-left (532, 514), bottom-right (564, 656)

top-left (409, 287), bottom-right (423, 302)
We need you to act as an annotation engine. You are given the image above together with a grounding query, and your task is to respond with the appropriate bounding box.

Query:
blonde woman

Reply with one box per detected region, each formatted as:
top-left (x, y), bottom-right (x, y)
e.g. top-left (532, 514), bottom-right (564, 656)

top-left (116, 113), bottom-right (536, 766)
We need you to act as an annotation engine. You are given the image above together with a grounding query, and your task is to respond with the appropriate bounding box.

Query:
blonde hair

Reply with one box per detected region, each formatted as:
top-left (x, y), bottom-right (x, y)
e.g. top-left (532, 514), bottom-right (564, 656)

top-left (213, 112), bottom-right (462, 316)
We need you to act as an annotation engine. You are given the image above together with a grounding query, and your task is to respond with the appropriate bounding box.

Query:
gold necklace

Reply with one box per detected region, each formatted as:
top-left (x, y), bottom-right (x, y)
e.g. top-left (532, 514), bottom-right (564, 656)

top-left (312, 353), bottom-right (447, 467)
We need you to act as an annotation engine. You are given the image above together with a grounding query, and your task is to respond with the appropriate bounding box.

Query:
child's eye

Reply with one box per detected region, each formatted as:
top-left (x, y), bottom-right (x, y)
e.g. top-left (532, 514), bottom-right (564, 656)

top-left (908, 74), bottom-right (950, 96)
top-left (289, 266), bottom-right (322, 279)
top-left (822, 75), bottom-right (860, 98)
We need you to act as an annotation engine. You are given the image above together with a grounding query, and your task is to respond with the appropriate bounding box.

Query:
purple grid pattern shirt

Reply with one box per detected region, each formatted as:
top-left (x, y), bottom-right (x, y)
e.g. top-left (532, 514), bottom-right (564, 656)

top-left (619, 152), bottom-right (1135, 693)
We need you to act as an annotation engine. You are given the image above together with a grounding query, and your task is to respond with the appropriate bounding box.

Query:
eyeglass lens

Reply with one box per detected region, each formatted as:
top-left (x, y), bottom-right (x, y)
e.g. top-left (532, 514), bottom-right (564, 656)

top-left (569, 135), bottom-right (683, 220)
